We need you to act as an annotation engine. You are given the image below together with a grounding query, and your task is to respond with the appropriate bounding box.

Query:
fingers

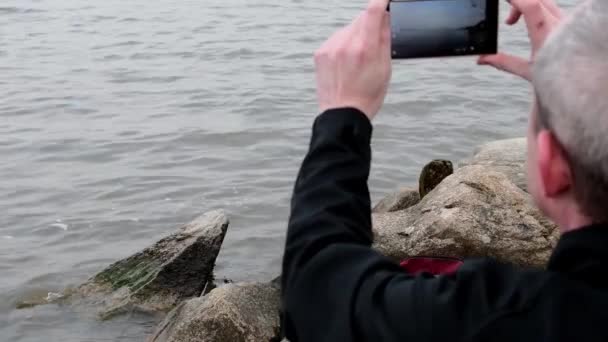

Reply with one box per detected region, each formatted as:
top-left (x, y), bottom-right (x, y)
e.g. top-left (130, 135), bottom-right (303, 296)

top-left (509, 0), bottom-right (555, 49)
top-left (540, 0), bottom-right (562, 18)
top-left (509, 0), bottom-right (545, 25)
top-left (362, 0), bottom-right (390, 41)
top-left (506, 6), bottom-right (522, 25)
top-left (478, 53), bottom-right (532, 81)
top-left (380, 10), bottom-right (391, 46)
top-left (317, 22), bottom-right (353, 60)
top-left (367, 0), bottom-right (390, 13)
top-left (380, 12), bottom-right (392, 61)
top-left (485, 0), bottom-right (562, 80)
top-left (318, 0), bottom-right (388, 60)
top-left (506, 0), bottom-right (561, 26)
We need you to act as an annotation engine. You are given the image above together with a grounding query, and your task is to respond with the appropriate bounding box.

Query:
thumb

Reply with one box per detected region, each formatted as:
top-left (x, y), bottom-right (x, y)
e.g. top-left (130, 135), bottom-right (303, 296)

top-left (506, 6), bottom-right (522, 25)
top-left (478, 53), bottom-right (532, 81)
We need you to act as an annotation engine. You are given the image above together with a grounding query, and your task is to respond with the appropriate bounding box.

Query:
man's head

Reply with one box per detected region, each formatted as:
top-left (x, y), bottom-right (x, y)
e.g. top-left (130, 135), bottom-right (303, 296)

top-left (528, 0), bottom-right (608, 230)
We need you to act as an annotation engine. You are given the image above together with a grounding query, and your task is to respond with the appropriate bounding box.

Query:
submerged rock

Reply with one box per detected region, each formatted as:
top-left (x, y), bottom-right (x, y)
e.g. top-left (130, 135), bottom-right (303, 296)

top-left (15, 290), bottom-right (64, 309)
top-left (74, 210), bottom-right (229, 319)
top-left (460, 138), bottom-right (528, 191)
top-left (373, 187), bottom-right (420, 213)
top-left (373, 165), bottom-right (558, 268)
top-left (419, 160), bottom-right (454, 198)
top-left (149, 282), bottom-right (281, 342)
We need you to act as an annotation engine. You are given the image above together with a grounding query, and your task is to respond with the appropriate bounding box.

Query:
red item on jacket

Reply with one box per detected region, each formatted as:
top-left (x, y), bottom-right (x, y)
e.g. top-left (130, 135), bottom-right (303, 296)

top-left (400, 257), bottom-right (464, 276)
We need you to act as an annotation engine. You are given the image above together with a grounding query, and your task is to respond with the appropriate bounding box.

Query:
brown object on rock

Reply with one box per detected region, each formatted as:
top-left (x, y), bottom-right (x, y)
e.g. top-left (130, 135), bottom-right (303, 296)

top-left (418, 160), bottom-right (454, 198)
top-left (149, 282), bottom-right (281, 342)
top-left (373, 187), bottom-right (420, 213)
top-left (373, 165), bottom-right (559, 269)
top-left (73, 210), bottom-right (229, 319)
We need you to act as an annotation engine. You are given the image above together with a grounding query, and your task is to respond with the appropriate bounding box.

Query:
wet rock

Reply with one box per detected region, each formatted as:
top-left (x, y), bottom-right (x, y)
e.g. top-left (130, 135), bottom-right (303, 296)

top-left (373, 187), bottom-right (420, 213)
top-left (149, 282), bottom-right (281, 342)
top-left (419, 160), bottom-right (454, 198)
top-left (74, 210), bottom-right (229, 319)
top-left (15, 290), bottom-right (63, 309)
top-left (460, 138), bottom-right (528, 191)
top-left (373, 165), bottom-right (559, 268)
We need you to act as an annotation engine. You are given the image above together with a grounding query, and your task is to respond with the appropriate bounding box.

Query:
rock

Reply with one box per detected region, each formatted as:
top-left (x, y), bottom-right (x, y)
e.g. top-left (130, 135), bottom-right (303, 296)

top-left (149, 282), bottom-right (281, 342)
top-left (74, 210), bottom-right (229, 319)
top-left (460, 138), bottom-right (528, 191)
top-left (15, 290), bottom-right (64, 309)
top-left (419, 160), bottom-right (454, 198)
top-left (373, 165), bottom-right (559, 268)
top-left (373, 187), bottom-right (420, 213)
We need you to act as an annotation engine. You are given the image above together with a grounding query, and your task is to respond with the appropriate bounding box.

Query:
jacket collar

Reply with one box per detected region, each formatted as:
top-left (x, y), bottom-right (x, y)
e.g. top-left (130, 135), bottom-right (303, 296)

top-left (548, 224), bottom-right (608, 288)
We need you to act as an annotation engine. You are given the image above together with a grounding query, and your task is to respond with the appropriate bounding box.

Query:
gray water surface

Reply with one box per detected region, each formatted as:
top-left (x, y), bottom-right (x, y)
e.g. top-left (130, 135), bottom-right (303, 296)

top-left (0, 0), bottom-right (575, 340)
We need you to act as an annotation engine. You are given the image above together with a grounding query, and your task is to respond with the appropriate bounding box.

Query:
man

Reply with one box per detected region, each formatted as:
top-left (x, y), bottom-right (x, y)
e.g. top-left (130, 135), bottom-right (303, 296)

top-left (281, 0), bottom-right (608, 340)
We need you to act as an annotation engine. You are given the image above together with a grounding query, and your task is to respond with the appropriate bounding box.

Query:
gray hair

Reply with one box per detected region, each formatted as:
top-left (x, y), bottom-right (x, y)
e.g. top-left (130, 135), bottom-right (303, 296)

top-left (532, 0), bottom-right (608, 222)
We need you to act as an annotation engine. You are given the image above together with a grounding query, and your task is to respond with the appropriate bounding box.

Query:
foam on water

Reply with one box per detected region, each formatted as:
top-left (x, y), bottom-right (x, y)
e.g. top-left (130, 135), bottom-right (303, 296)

top-left (48, 223), bottom-right (69, 231)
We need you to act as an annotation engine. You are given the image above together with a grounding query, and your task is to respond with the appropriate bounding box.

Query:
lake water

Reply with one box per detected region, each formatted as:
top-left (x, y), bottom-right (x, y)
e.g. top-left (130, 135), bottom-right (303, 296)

top-left (0, 0), bottom-right (575, 340)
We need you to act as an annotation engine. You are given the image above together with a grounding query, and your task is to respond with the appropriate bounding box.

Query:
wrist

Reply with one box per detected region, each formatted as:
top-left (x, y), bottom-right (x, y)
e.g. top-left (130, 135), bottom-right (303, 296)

top-left (319, 103), bottom-right (377, 121)
top-left (315, 108), bottom-right (373, 142)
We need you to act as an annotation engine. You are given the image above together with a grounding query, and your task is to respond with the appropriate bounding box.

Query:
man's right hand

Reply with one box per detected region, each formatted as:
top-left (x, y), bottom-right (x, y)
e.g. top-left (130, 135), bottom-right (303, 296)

top-left (478, 0), bottom-right (563, 81)
top-left (314, 0), bottom-right (391, 121)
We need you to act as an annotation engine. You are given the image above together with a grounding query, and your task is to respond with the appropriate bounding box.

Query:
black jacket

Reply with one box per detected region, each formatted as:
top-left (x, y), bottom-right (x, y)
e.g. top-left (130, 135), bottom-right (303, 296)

top-left (281, 108), bottom-right (608, 342)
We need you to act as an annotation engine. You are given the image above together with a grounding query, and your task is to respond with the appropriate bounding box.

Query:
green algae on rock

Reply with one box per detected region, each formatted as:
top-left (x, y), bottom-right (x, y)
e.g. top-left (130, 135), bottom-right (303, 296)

top-left (74, 210), bottom-right (229, 319)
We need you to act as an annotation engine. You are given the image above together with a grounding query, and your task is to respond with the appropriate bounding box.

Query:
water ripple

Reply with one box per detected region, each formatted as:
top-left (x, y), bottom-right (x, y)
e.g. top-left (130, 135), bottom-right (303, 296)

top-left (0, 7), bottom-right (46, 14)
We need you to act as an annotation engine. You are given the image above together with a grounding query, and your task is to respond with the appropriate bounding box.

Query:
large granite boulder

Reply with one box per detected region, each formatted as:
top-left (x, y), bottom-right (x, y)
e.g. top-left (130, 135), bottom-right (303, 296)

top-left (460, 138), bottom-right (528, 191)
top-left (73, 210), bottom-right (229, 319)
top-left (419, 160), bottom-right (454, 198)
top-left (373, 187), bottom-right (420, 213)
top-left (373, 165), bottom-right (559, 268)
top-left (149, 282), bottom-right (281, 342)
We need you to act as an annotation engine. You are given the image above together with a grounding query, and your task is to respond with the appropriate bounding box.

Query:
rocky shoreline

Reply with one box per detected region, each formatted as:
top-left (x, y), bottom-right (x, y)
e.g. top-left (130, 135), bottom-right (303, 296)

top-left (19, 137), bottom-right (560, 341)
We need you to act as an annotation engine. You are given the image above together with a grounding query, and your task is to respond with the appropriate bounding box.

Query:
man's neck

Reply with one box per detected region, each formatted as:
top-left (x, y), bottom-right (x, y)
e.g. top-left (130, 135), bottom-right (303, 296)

top-left (559, 213), bottom-right (594, 234)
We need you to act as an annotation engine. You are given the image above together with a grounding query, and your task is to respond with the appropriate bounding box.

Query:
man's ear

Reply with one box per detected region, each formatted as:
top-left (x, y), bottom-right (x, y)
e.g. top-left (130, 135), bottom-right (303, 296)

top-left (537, 130), bottom-right (573, 197)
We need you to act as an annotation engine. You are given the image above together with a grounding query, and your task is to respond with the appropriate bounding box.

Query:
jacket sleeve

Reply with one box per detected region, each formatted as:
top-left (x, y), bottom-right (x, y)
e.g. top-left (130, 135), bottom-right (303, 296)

top-left (281, 108), bottom-right (533, 342)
